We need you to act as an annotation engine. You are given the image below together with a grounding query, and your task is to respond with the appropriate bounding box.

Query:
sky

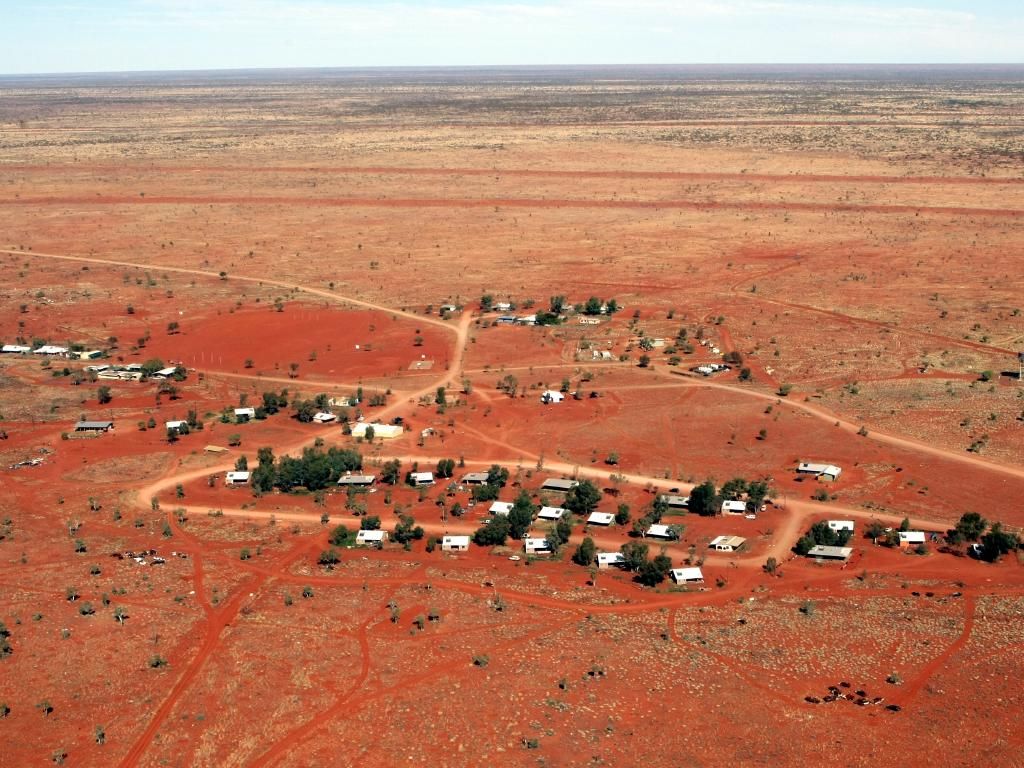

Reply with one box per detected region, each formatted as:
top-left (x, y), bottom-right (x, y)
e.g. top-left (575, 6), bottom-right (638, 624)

top-left (3, 0), bottom-right (1022, 74)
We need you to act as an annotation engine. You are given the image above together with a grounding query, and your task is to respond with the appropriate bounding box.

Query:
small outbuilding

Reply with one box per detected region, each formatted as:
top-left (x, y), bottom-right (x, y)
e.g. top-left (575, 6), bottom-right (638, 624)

top-left (165, 420), bottom-right (187, 432)
top-left (540, 390), bottom-right (565, 404)
top-left (441, 535), bottom-right (470, 552)
top-left (33, 345), bottom-right (69, 356)
top-left (645, 524), bottom-right (675, 539)
top-left (721, 500), bottom-right (747, 515)
top-left (670, 567), bottom-right (704, 584)
top-left (489, 501), bottom-right (513, 516)
top-left (74, 420), bottom-right (114, 433)
top-left (312, 412), bottom-right (337, 423)
top-left (587, 512), bottom-right (614, 526)
top-left (661, 495), bottom-right (689, 509)
top-left (709, 535), bottom-right (746, 552)
top-left (1, 344), bottom-right (31, 354)
top-left (337, 474), bottom-right (376, 487)
top-left (152, 366), bottom-right (179, 379)
top-left (537, 506), bottom-right (566, 521)
top-left (597, 552), bottom-right (625, 569)
top-left (898, 531), bottom-right (927, 548)
top-left (827, 520), bottom-right (855, 533)
top-left (356, 530), bottom-right (387, 546)
top-left (524, 537), bottom-right (552, 554)
top-left (462, 472), bottom-right (490, 485)
top-left (409, 471), bottom-right (435, 487)
top-left (225, 471), bottom-right (250, 486)
top-left (540, 478), bottom-right (577, 493)
top-left (797, 462), bottom-right (842, 481)
top-left (807, 545), bottom-right (852, 561)
top-left (234, 407), bottom-right (256, 421)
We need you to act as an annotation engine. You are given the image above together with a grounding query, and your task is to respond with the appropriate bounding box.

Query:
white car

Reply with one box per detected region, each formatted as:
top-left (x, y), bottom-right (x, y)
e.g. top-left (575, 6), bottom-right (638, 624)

top-left (508, 555), bottom-right (521, 561)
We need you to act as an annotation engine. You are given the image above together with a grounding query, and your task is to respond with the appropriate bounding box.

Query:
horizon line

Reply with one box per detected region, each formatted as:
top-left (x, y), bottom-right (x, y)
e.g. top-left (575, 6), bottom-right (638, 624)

top-left (3, 62), bottom-right (1024, 80)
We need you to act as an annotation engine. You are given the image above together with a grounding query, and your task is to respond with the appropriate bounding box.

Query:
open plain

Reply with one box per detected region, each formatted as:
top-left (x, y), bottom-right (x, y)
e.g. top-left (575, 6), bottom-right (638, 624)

top-left (1, 65), bottom-right (1023, 767)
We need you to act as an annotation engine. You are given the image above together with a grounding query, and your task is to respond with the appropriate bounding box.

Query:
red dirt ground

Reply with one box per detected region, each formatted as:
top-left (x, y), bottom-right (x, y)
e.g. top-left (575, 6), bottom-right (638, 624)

top-left (1, 70), bottom-right (1023, 767)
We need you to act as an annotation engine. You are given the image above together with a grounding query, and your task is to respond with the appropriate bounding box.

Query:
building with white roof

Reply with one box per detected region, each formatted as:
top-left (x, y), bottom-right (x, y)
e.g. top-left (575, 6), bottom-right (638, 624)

top-left (538, 506), bottom-right (566, 521)
top-left (597, 552), bottom-right (626, 569)
top-left (356, 530), bottom-right (387, 546)
top-left (409, 471), bottom-right (435, 486)
top-left (587, 512), bottom-right (614, 526)
top-left (721, 500), bottom-right (747, 515)
top-left (670, 567), bottom-right (704, 584)
top-left (489, 501), bottom-right (513, 516)
top-left (709, 535), bottom-right (746, 552)
top-left (441, 535), bottom-right (470, 552)
top-left (646, 524), bottom-right (675, 539)
top-left (225, 471), bottom-right (250, 486)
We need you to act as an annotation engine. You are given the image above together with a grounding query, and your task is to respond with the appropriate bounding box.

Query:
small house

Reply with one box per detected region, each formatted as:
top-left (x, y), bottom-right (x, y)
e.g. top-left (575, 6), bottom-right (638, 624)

top-left (661, 495), bottom-right (689, 509)
top-left (806, 545), bottom-right (852, 561)
top-left (898, 531), bottom-right (927, 548)
top-left (152, 367), bottom-right (179, 379)
top-left (670, 567), bottom-right (704, 584)
top-left (165, 420), bottom-right (187, 432)
top-left (721, 500), bottom-right (747, 515)
top-left (827, 520), bottom-right (855, 533)
top-left (225, 471), bottom-right (250, 486)
top-left (645, 524), bottom-right (674, 539)
top-left (489, 501), bottom-right (513, 516)
top-left (797, 462), bottom-right (842, 481)
top-left (356, 529), bottom-right (387, 546)
top-left (597, 552), bottom-right (625, 569)
top-left (524, 537), bottom-right (552, 554)
top-left (537, 506), bottom-right (566, 521)
top-left (709, 535), bottom-right (746, 552)
top-left (587, 512), bottom-right (614, 526)
top-left (337, 474), bottom-right (376, 487)
top-left (492, 302), bottom-right (512, 312)
top-left (462, 472), bottom-right (489, 485)
top-left (495, 315), bottom-right (516, 324)
top-left (441, 535), bottom-right (470, 552)
top-left (540, 478), bottom-right (577, 493)
top-left (84, 364), bottom-right (110, 373)
top-left (234, 407), bottom-right (256, 421)
top-left (1, 344), bottom-right (31, 354)
top-left (410, 471), bottom-right (435, 487)
top-left (74, 420), bottom-right (114, 433)
top-left (75, 350), bottom-right (103, 360)
top-left (540, 390), bottom-right (565, 404)
top-left (312, 412), bottom-right (337, 423)
top-left (33, 345), bottom-right (69, 356)
top-left (516, 314), bottom-right (537, 326)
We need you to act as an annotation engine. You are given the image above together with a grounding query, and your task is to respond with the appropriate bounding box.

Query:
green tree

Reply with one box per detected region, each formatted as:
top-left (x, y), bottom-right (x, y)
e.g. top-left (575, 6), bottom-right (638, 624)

top-left (328, 525), bottom-right (352, 546)
top-left (954, 512), bottom-right (987, 542)
top-left (614, 503), bottom-right (631, 526)
top-left (572, 537), bottom-right (596, 567)
top-left (638, 552), bottom-right (672, 586)
top-left (473, 516), bottom-right (511, 546)
top-left (564, 479), bottom-right (601, 515)
top-left (981, 523), bottom-right (1020, 562)
top-left (507, 489), bottom-right (535, 540)
top-left (318, 548), bottom-right (341, 567)
top-left (393, 515), bottom-right (425, 545)
top-left (97, 386), bottom-right (112, 404)
top-left (380, 459), bottom-right (402, 485)
top-left (620, 541), bottom-right (649, 572)
top-left (584, 297), bottom-right (603, 315)
top-left (688, 480), bottom-right (720, 517)
top-left (360, 516), bottom-right (381, 531)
